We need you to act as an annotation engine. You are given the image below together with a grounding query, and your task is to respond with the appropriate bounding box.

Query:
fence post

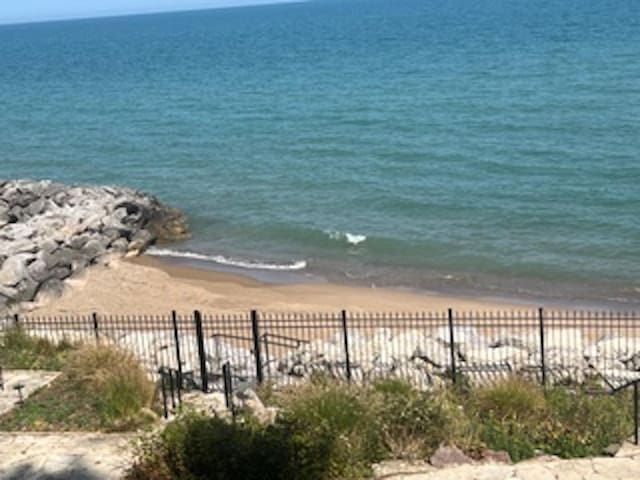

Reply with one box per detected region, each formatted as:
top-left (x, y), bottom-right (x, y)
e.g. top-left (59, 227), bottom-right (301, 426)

top-left (539, 307), bottom-right (547, 388)
top-left (341, 310), bottom-right (352, 383)
top-left (13, 313), bottom-right (19, 327)
top-left (448, 308), bottom-right (457, 384)
top-left (92, 312), bottom-right (99, 342)
top-left (194, 310), bottom-right (208, 392)
top-left (171, 310), bottom-right (183, 401)
top-left (251, 310), bottom-right (264, 384)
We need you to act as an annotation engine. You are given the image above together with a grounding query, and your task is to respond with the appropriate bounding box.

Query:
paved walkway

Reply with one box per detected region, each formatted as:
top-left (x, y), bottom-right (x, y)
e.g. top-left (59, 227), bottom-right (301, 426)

top-left (0, 429), bottom-right (639, 479)
top-left (0, 370), bottom-right (61, 416)
top-left (0, 432), bottom-right (135, 479)
top-left (374, 444), bottom-right (640, 480)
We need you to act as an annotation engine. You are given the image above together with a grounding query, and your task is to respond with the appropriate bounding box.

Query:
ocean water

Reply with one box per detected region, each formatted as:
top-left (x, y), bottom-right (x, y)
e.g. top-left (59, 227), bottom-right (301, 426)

top-left (1, 0), bottom-right (639, 307)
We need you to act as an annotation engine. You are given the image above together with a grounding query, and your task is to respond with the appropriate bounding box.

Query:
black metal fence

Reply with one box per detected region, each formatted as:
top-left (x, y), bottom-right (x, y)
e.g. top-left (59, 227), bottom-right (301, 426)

top-left (3, 309), bottom-right (640, 394)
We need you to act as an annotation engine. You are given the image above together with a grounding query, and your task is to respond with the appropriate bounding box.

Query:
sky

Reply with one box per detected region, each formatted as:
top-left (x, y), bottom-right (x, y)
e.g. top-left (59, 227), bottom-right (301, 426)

top-left (0, 0), bottom-right (296, 25)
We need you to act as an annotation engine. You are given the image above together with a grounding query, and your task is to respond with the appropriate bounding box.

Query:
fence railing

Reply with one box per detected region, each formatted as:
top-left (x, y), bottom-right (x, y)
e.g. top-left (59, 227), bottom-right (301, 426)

top-left (3, 309), bottom-right (640, 394)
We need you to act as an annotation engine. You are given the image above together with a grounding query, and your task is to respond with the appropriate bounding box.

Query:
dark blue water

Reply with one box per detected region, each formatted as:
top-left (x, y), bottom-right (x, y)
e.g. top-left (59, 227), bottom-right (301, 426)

top-left (1, 0), bottom-right (639, 306)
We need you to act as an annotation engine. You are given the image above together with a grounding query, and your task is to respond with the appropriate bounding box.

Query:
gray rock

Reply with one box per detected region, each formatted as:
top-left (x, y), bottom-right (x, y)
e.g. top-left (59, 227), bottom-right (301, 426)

top-left (50, 266), bottom-right (73, 281)
top-left (13, 276), bottom-right (39, 302)
top-left (110, 238), bottom-right (129, 252)
top-left (0, 284), bottom-right (18, 299)
top-left (36, 278), bottom-right (66, 298)
top-left (25, 197), bottom-right (46, 216)
top-left (4, 238), bottom-right (38, 255)
top-left (68, 233), bottom-right (92, 250)
top-left (41, 247), bottom-right (75, 269)
top-left (83, 239), bottom-right (108, 259)
top-left (0, 254), bottom-right (32, 287)
top-left (604, 443), bottom-right (621, 457)
top-left (480, 449), bottom-right (512, 464)
top-left (429, 445), bottom-right (474, 468)
top-left (27, 258), bottom-right (50, 283)
top-left (40, 238), bottom-right (59, 253)
top-left (128, 229), bottom-right (154, 252)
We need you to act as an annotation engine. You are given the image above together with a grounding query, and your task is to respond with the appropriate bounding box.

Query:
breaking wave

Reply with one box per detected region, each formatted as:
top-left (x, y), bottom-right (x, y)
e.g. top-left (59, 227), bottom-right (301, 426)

top-left (325, 230), bottom-right (367, 245)
top-left (147, 248), bottom-right (307, 271)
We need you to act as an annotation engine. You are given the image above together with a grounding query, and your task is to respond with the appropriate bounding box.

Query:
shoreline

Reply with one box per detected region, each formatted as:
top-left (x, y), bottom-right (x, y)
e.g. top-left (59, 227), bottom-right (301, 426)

top-left (143, 251), bottom-right (638, 311)
top-left (146, 246), bottom-right (640, 312)
top-left (27, 254), bottom-right (603, 317)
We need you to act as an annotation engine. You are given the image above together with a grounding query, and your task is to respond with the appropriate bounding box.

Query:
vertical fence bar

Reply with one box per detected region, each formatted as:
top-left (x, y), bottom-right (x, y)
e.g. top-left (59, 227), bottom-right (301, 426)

top-left (448, 308), bottom-right (457, 384)
top-left (635, 382), bottom-right (639, 446)
top-left (539, 307), bottom-right (547, 388)
top-left (263, 334), bottom-right (271, 378)
top-left (223, 362), bottom-right (233, 410)
top-left (251, 310), bottom-right (264, 384)
top-left (92, 312), bottom-right (99, 342)
top-left (169, 370), bottom-right (176, 410)
top-left (171, 310), bottom-right (183, 401)
top-left (341, 310), bottom-right (352, 383)
top-left (160, 368), bottom-right (169, 419)
top-left (194, 310), bottom-right (208, 392)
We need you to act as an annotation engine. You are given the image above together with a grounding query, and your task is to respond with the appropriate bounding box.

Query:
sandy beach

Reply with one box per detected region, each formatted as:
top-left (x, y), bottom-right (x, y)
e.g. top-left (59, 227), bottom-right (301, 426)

top-left (25, 255), bottom-right (546, 317)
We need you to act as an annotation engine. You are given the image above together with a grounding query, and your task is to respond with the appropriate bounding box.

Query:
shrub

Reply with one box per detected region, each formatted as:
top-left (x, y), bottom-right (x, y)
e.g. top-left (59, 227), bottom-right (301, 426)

top-left (472, 377), bottom-right (548, 423)
top-left (542, 387), bottom-right (632, 458)
top-left (466, 377), bottom-right (633, 461)
top-left (127, 412), bottom-right (337, 480)
top-left (371, 379), bottom-right (479, 459)
top-left (0, 326), bottom-right (72, 370)
top-left (64, 344), bottom-right (156, 430)
top-left (276, 381), bottom-right (381, 478)
top-left (127, 377), bottom-right (636, 479)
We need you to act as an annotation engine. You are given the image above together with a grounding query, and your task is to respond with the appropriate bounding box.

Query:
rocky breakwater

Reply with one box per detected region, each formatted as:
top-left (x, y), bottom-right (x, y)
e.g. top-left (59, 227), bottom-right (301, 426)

top-left (0, 179), bottom-right (188, 312)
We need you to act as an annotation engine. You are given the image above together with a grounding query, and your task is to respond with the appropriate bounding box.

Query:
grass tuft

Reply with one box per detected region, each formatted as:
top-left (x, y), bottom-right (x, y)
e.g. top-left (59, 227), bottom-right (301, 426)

top-left (0, 326), bottom-right (72, 370)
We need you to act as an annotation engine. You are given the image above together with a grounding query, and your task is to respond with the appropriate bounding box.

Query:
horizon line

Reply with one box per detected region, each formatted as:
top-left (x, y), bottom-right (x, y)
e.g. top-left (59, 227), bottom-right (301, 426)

top-left (0, 0), bottom-right (307, 28)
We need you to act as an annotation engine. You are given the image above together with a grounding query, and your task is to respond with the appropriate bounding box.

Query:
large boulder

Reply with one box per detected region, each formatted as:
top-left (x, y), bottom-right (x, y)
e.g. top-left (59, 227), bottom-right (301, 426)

top-left (0, 179), bottom-right (189, 312)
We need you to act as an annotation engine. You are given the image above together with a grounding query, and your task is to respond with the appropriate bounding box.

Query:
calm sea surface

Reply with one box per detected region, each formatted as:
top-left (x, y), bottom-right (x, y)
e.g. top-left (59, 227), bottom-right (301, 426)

top-left (1, 0), bottom-right (639, 307)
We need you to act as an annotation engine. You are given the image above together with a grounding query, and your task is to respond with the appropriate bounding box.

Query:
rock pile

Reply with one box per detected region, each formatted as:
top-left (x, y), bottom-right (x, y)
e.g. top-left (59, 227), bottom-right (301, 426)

top-left (18, 324), bottom-right (640, 392)
top-left (0, 179), bottom-right (188, 312)
top-left (274, 326), bottom-right (640, 389)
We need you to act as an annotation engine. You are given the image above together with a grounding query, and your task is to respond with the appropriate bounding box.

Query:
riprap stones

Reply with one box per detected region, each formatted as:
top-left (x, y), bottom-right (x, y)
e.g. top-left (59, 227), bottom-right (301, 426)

top-left (0, 179), bottom-right (188, 311)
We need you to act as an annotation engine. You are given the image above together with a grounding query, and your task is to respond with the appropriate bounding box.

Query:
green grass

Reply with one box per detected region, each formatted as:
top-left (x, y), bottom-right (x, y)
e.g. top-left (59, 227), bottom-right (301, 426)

top-left (0, 343), bottom-right (158, 432)
top-left (0, 326), bottom-right (72, 370)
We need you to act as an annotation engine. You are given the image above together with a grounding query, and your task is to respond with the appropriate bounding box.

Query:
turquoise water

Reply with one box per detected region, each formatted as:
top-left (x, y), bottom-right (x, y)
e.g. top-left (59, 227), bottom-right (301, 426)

top-left (1, 0), bottom-right (639, 306)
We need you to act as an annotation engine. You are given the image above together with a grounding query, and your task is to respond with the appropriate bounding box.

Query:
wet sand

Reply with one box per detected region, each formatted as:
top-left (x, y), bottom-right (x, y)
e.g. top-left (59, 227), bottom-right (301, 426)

top-left (27, 255), bottom-right (548, 317)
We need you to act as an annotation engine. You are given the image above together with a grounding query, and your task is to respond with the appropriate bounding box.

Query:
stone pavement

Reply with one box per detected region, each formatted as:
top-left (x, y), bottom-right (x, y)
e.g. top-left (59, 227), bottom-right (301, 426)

top-left (374, 444), bottom-right (640, 480)
top-left (0, 429), bottom-right (639, 479)
top-left (0, 370), bottom-right (61, 416)
top-left (0, 432), bottom-right (135, 480)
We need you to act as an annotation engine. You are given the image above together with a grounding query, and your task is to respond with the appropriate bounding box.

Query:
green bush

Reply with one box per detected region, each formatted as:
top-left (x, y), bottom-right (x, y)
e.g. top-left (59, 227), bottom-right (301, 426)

top-left (276, 381), bottom-right (382, 478)
top-left (64, 344), bottom-right (157, 430)
top-left (128, 412), bottom-right (337, 480)
top-left (466, 378), bottom-right (633, 461)
top-left (371, 378), bottom-right (479, 459)
top-left (541, 388), bottom-right (632, 458)
top-left (0, 326), bottom-right (72, 370)
top-left (128, 377), bottom-right (635, 479)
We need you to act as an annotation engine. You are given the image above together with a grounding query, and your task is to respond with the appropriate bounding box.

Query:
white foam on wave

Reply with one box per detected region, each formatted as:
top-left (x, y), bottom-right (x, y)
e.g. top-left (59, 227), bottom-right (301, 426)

top-left (345, 233), bottom-right (367, 245)
top-left (147, 248), bottom-right (307, 271)
top-left (325, 230), bottom-right (367, 245)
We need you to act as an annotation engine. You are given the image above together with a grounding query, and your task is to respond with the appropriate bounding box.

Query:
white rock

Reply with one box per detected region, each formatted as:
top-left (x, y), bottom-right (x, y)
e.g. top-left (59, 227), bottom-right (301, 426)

top-left (0, 254), bottom-right (32, 287)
